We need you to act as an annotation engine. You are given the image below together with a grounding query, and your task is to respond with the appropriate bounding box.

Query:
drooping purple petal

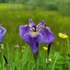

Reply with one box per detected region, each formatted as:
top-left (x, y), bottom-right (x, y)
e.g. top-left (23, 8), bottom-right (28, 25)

top-left (0, 36), bottom-right (4, 42)
top-left (35, 33), bottom-right (43, 44)
top-left (23, 33), bottom-right (43, 53)
top-left (29, 19), bottom-right (35, 26)
top-left (40, 27), bottom-right (54, 44)
top-left (19, 25), bottom-right (30, 40)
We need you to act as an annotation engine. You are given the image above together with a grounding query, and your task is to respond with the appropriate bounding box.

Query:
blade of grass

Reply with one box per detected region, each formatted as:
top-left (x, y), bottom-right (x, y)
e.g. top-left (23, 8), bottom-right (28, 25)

top-left (52, 52), bottom-right (59, 70)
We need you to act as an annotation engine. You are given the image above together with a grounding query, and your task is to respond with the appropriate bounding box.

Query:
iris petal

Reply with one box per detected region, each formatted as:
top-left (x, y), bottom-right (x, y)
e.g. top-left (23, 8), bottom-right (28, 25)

top-left (0, 28), bottom-right (6, 37)
top-left (0, 24), bottom-right (6, 42)
top-left (29, 19), bottom-right (35, 26)
top-left (0, 36), bottom-right (4, 42)
top-left (37, 20), bottom-right (46, 28)
top-left (23, 33), bottom-right (43, 53)
top-left (19, 25), bottom-right (30, 39)
top-left (35, 33), bottom-right (43, 44)
top-left (40, 27), bottom-right (54, 44)
top-left (36, 21), bottom-right (46, 32)
top-left (2, 28), bottom-right (6, 35)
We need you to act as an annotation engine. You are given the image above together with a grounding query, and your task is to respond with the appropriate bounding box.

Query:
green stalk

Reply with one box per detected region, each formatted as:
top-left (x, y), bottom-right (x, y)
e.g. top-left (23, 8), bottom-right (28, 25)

top-left (33, 51), bottom-right (38, 70)
top-left (66, 39), bottom-right (69, 53)
top-left (31, 65), bottom-right (35, 70)
top-left (66, 38), bottom-right (70, 70)
top-left (1, 51), bottom-right (4, 70)
top-left (0, 44), bottom-right (4, 70)
top-left (46, 43), bottom-right (52, 68)
top-left (52, 53), bottom-right (59, 70)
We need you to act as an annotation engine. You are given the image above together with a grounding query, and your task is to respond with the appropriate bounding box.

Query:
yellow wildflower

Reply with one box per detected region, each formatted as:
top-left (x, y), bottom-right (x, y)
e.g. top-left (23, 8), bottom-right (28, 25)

top-left (58, 33), bottom-right (68, 39)
top-left (21, 46), bottom-right (26, 52)
top-left (21, 49), bottom-right (25, 53)
top-left (43, 47), bottom-right (48, 50)
top-left (22, 46), bottom-right (26, 49)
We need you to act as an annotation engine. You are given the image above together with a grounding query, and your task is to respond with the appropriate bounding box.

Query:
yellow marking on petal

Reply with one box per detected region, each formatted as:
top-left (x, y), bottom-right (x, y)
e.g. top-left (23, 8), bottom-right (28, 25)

top-left (30, 32), bottom-right (38, 37)
top-left (43, 47), bottom-right (48, 50)
top-left (58, 33), bottom-right (68, 39)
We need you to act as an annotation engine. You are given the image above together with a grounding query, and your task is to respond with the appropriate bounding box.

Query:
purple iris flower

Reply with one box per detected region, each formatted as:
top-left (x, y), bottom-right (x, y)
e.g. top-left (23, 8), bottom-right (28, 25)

top-left (0, 24), bottom-right (6, 42)
top-left (19, 19), bottom-right (54, 53)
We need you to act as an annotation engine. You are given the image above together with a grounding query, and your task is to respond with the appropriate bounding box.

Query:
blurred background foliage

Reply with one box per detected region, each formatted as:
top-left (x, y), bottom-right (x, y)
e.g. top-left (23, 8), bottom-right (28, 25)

top-left (0, 0), bottom-right (70, 15)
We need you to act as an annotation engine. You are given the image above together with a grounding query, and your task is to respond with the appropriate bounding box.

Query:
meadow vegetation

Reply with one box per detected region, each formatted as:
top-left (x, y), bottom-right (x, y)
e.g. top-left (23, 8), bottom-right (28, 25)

top-left (0, 4), bottom-right (70, 70)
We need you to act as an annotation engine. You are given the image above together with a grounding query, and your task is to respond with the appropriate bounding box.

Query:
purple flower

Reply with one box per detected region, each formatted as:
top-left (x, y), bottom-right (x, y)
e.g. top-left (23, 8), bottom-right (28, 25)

top-left (19, 19), bottom-right (54, 53)
top-left (0, 24), bottom-right (6, 42)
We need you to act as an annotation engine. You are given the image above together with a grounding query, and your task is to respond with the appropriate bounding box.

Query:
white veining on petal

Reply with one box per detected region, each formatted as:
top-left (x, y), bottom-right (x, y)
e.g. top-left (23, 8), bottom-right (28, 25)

top-left (37, 25), bottom-right (45, 32)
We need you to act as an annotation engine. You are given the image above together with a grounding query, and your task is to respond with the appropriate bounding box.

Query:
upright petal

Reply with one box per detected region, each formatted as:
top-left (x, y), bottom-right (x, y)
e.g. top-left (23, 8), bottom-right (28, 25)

top-left (36, 21), bottom-right (46, 32)
top-left (29, 19), bottom-right (35, 27)
top-left (23, 33), bottom-right (43, 53)
top-left (0, 24), bottom-right (6, 42)
top-left (19, 25), bottom-right (30, 39)
top-left (40, 27), bottom-right (54, 44)
top-left (37, 20), bottom-right (46, 28)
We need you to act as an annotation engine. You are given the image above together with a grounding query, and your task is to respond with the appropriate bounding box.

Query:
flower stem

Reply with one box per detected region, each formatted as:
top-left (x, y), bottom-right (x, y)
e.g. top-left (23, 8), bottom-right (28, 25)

top-left (47, 43), bottom-right (52, 67)
top-left (67, 39), bottom-right (70, 54)
top-left (33, 51), bottom-right (38, 63)
top-left (47, 43), bottom-right (52, 59)
top-left (0, 44), bottom-right (4, 70)
top-left (66, 38), bottom-right (70, 70)
top-left (33, 51), bottom-right (38, 70)
top-left (3, 55), bottom-right (10, 70)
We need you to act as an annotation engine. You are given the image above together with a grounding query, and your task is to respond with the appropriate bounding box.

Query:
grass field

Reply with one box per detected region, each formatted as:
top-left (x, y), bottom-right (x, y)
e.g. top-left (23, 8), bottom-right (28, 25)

top-left (0, 4), bottom-right (70, 70)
